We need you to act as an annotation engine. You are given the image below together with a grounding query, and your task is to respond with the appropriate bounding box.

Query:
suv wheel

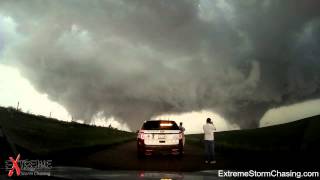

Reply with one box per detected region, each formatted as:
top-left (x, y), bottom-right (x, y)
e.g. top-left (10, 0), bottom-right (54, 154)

top-left (137, 150), bottom-right (145, 159)
top-left (177, 148), bottom-right (183, 159)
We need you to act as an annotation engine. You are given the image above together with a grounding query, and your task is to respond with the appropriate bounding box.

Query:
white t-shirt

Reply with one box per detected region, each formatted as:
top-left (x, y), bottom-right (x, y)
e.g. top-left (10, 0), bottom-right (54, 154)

top-left (179, 125), bottom-right (185, 133)
top-left (203, 123), bottom-right (216, 141)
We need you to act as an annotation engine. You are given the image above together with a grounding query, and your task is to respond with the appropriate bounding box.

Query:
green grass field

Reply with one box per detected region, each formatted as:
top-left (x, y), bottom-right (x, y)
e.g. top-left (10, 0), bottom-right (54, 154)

top-left (0, 106), bottom-right (136, 155)
top-left (186, 115), bottom-right (320, 153)
top-left (1, 105), bottom-right (319, 156)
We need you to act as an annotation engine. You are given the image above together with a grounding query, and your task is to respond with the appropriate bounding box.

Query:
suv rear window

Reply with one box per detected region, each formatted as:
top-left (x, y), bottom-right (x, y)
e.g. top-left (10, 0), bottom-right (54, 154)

top-left (142, 121), bottom-right (179, 130)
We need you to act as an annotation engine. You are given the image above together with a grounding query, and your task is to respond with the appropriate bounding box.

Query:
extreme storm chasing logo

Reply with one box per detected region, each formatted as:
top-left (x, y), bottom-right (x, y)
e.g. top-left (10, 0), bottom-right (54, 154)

top-left (5, 154), bottom-right (52, 177)
top-left (7, 154), bottom-right (21, 177)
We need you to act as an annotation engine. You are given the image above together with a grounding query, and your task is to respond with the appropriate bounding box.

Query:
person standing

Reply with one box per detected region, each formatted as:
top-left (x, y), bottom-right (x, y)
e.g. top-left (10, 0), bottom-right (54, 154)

top-left (203, 118), bottom-right (216, 164)
top-left (179, 122), bottom-right (185, 133)
top-left (179, 122), bottom-right (185, 146)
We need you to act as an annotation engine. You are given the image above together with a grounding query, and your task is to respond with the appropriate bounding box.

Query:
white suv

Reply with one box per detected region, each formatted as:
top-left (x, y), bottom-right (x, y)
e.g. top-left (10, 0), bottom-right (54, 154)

top-left (137, 120), bottom-right (184, 158)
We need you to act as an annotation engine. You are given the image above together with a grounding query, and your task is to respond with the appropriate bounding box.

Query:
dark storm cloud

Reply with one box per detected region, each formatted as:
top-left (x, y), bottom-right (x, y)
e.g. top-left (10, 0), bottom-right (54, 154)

top-left (0, 0), bottom-right (320, 129)
top-left (0, 19), bottom-right (4, 53)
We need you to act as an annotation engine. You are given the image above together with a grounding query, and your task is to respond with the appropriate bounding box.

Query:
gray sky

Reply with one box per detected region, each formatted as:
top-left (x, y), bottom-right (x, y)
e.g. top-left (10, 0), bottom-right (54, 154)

top-left (1, 0), bottom-right (320, 132)
top-left (1, 62), bottom-right (320, 133)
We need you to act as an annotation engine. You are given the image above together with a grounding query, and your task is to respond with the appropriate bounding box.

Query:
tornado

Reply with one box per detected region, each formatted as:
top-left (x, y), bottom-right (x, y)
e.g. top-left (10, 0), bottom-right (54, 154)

top-left (0, 0), bottom-right (320, 130)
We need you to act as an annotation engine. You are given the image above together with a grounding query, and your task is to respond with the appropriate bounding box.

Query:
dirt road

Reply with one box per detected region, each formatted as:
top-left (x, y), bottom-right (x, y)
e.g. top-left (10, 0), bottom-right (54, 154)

top-left (65, 140), bottom-right (317, 172)
top-left (75, 140), bottom-right (222, 172)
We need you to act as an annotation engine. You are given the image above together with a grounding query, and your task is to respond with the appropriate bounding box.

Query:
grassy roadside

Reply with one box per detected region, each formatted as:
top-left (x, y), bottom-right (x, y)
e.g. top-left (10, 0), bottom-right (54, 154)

top-left (0, 106), bottom-right (136, 155)
top-left (1, 105), bottom-right (319, 156)
top-left (186, 115), bottom-right (320, 153)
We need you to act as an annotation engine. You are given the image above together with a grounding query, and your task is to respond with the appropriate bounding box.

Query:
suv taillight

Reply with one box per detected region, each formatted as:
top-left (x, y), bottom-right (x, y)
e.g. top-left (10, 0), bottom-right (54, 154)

top-left (138, 131), bottom-right (144, 140)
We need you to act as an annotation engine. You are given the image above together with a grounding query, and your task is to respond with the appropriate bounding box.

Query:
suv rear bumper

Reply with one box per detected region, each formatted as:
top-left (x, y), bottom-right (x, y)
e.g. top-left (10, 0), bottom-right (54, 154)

top-left (137, 139), bottom-right (183, 155)
top-left (144, 144), bottom-right (180, 149)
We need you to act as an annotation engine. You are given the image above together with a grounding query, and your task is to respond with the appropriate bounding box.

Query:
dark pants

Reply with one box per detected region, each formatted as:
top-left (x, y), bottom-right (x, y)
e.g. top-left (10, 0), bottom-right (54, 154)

top-left (204, 140), bottom-right (214, 161)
